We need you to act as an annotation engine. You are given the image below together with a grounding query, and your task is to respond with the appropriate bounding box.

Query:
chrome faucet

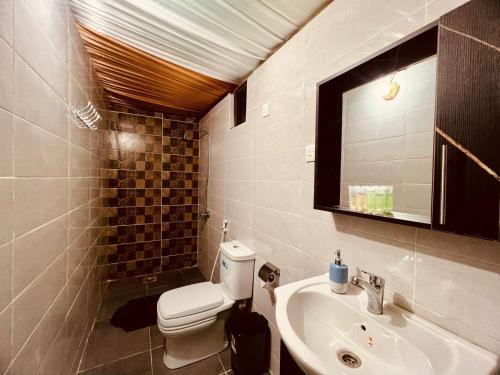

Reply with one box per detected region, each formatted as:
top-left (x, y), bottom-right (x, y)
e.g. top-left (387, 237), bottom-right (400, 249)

top-left (351, 270), bottom-right (385, 315)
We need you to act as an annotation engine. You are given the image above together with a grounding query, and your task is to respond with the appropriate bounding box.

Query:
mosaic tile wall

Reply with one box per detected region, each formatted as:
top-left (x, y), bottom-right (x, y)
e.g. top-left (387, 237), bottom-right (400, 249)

top-left (98, 110), bottom-right (199, 279)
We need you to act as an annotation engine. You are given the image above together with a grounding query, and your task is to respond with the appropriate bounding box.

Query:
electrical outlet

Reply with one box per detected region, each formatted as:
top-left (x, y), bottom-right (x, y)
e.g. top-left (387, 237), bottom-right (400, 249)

top-left (261, 102), bottom-right (270, 117)
top-left (305, 145), bottom-right (315, 162)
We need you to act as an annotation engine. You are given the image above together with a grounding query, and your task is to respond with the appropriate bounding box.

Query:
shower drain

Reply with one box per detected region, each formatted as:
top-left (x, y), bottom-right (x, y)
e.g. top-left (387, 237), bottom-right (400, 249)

top-left (337, 350), bottom-right (362, 369)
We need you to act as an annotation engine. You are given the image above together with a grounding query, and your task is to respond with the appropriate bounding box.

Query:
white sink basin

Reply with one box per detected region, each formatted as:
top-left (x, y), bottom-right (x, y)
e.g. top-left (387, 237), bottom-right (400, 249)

top-left (274, 274), bottom-right (499, 375)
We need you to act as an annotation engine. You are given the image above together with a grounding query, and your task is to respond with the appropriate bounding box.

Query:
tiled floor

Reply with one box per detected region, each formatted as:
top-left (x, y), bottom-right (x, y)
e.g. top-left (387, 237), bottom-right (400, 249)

top-left (77, 267), bottom-right (234, 375)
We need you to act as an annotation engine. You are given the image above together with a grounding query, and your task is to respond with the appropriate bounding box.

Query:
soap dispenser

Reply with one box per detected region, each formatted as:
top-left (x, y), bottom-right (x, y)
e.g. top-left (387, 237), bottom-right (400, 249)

top-left (330, 250), bottom-right (348, 294)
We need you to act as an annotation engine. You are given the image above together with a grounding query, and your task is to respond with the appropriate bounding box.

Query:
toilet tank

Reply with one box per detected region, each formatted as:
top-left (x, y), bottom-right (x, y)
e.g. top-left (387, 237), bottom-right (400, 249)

top-left (219, 241), bottom-right (255, 300)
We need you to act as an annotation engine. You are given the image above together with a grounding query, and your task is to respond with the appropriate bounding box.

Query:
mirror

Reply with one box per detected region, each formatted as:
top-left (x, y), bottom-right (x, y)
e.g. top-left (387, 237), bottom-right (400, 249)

top-left (339, 56), bottom-right (437, 222)
top-left (314, 26), bottom-right (438, 227)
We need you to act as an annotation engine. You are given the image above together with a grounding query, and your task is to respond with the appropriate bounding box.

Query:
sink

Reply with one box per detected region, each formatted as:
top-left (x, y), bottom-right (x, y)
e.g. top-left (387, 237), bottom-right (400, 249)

top-left (274, 274), bottom-right (499, 375)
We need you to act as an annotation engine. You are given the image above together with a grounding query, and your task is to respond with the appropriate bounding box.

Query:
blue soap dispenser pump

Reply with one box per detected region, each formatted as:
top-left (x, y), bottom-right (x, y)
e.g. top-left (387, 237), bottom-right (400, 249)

top-left (330, 250), bottom-right (348, 294)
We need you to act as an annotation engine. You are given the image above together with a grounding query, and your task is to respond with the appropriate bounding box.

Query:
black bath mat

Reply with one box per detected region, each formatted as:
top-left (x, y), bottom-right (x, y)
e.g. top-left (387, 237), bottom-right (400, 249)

top-left (110, 294), bottom-right (161, 332)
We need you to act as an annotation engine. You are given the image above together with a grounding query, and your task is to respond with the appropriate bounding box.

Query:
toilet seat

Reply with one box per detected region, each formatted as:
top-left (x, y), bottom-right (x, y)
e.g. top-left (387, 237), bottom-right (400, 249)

top-left (157, 282), bottom-right (234, 331)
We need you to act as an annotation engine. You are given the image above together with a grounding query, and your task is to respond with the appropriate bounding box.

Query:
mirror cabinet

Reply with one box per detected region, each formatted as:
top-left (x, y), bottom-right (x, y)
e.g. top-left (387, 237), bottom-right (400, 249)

top-left (314, 0), bottom-right (499, 241)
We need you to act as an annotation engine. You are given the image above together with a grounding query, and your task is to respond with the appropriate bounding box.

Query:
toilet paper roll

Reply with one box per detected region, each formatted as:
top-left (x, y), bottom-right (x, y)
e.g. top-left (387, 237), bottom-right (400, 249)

top-left (258, 262), bottom-right (280, 288)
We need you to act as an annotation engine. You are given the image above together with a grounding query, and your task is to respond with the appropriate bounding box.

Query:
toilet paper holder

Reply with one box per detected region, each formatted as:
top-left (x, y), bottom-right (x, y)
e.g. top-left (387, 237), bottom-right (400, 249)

top-left (258, 262), bottom-right (280, 287)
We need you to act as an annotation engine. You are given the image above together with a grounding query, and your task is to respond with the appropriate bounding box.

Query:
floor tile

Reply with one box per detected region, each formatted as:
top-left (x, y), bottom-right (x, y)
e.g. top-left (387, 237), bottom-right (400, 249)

top-left (151, 348), bottom-right (224, 375)
top-left (219, 348), bottom-right (231, 371)
top-left (80, 320), bottom-right (150, 371)
top-left (97, 290), bottom-right (148, 321)
top-left (79, 351), bottom-right (152, 375)
top-left (105, 277), bottom-right (147, 297)
top-left (150, 326), bottom-right (164, 349)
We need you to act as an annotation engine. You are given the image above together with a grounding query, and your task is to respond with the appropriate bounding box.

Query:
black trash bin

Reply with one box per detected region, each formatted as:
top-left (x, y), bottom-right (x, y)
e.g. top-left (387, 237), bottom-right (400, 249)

top-left (226, 312), bottom-right (270, 375)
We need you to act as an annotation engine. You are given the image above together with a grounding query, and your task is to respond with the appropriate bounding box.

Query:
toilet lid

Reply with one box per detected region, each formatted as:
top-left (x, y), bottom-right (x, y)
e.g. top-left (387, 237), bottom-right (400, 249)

top-left (157, 282), bottom-right (224, 320)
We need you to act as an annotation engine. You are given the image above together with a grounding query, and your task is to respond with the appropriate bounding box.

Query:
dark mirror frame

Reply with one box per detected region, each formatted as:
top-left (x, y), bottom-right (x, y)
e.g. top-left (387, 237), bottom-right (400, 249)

top-left (313, 26), bottom-right (438, 228)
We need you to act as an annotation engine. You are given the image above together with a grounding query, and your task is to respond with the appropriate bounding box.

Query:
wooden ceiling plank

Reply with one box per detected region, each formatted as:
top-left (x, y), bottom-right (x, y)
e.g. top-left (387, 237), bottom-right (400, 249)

top-left (76, 23), bottom-right (236, 117)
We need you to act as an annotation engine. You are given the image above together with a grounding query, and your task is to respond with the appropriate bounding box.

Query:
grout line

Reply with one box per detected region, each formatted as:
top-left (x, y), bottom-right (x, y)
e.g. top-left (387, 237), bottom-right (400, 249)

top-left (217, 353), bottom-right (227, 373)
top-left (72, 318), bottom-right (94, 374)
top-left (412, 242), bottom-right (417, 311)
top-left (77, 349), bottom-right (152, 374)
top-left (148, 326), bottom-right (154, 375)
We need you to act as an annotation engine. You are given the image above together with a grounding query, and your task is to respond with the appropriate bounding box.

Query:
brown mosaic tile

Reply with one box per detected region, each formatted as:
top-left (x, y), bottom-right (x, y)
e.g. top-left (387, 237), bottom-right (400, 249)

top-left (108, 240), bottom-right (162, 263)
top-left (162, 221), bottom-right (198, 239)
top-left (162, 155), bottom-right (199, 173)
top-left (116, 224), bottom-right (162, 244)
top-left (162, 138), bottom-right (199, 156)
top-left (104, 113), bottom-right (163, 135)
top-left (162, 120), bottom-right (199, 139)
top-left (161, 253), bottom-right (197, 272)
top-left (100, 112), bottom-right (199, 280)
top-left (162, 237), bottom-right (197, 256)
top-left (161, 188), bottom-right (199, 205)
top-left (107, 257), bottom-right (162, 278)
top-left (162, 205), bottom-right (199, 222)
top-left (161, 172), bottom-right (198, 189)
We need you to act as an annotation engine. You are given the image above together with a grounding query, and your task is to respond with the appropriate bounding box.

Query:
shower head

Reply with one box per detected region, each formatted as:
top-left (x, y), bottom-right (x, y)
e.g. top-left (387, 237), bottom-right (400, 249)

top-left (183, 130), bottom-right (208, 140)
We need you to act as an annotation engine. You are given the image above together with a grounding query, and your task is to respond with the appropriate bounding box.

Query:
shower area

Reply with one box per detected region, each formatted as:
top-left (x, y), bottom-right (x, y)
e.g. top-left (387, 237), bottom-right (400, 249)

top-left (97, 109), bottom-right (202, 280)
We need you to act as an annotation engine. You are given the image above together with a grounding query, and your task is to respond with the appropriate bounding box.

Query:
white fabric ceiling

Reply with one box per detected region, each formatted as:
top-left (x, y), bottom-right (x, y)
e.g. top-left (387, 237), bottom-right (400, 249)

top-left (69, 0), bottom-right (330, 83)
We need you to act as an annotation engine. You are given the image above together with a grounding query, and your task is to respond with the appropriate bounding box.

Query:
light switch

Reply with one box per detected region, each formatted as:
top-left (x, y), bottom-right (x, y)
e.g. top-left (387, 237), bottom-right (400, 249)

top-left (261, 102), bottom-right (270, 117)
top-left (305, 145), bottom-right (315, 162)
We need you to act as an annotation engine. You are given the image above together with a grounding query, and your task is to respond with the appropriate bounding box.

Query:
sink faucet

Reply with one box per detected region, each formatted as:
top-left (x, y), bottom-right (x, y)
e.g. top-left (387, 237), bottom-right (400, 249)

top-left (351, 270), bottom-right (385, 315)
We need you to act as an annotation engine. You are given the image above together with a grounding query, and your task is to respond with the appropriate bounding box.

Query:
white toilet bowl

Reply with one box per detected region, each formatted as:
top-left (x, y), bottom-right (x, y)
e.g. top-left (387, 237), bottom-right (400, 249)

top-left (157, 282), bottom-right (234, 369)
top-left (157, 241), bottom-right (255, 369)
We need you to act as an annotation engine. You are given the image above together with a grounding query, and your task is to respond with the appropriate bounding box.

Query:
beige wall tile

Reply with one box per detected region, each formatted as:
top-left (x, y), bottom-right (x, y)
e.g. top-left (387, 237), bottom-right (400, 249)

top-left (13, 55), bottom-right (68, 139)
top-left (69, 144), bottom-right (91, 177)
top-left (0, 0), bottom-right (13, 45)
top-left (0, 180), bottom-right (13, 246)
top-left (415, 246), bottom-right (500, 352)
top-left (0, 108), bottom-right (13, 176)
top-left (344, 137), bottom-right (405, 162)
top-left (11, 287), bottom-right (67, 375)
top-left (417, 228), bottom-right (500, 265)
top-left (406, 105), bottom-right (435, 134)
top-left (67, 228), bottom-right (90, 276)
top-left (0, 241), bottom-right (13, 311)
top-left (13, 0), bottom-right (67, 98)
top-left (0, 36), bottom-right (13, 111)
top-left (68, 203), bottom-right (90, 245)
top-left (13, 178), bottom-right (68, 237)
top-left (253, 206), bottom-right (301, 248)
top-left (13, 216), bottom-right (67, 297)
top-left (13, 116), bottom-right (68, 177)
top-left (405, 131), bottom-right (434, 158)
top-left (0, 1), bottom-right (103, 373)
top-left (22, 0), bottom-right (68, 62)
top-left (0, 305), bottom-right (12, 375)
top-left (405, 158), bottom-right (433, 184)
top-left (403, 183), bottom-right (432, 213)
top-left (425, 0), bottom-right (470, 23)
top-left (407, 77), bottom-right (436, 110)
top-left (12, 252), bottom-right (66, 355)
top-left (69, 177), bottom-right (90, 210)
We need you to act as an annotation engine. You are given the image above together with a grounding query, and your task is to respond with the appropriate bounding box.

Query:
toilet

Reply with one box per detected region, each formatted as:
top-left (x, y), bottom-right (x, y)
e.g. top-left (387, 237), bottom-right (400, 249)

top-left (157, 240), bottom-right (255, 369)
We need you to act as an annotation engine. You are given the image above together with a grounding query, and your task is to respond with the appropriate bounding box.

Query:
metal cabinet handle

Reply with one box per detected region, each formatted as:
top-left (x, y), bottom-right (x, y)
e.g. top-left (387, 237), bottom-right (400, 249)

top-left (439, 144), bottom-right (448, 225)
